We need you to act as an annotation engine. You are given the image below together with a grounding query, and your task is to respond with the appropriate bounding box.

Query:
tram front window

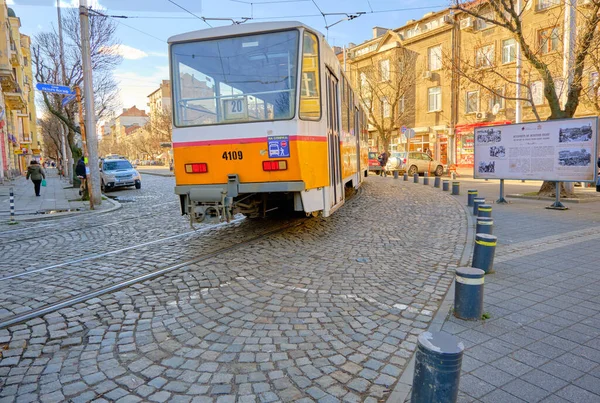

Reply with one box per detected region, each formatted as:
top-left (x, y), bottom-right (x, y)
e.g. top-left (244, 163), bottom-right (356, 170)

top-left (171, 30), bottom-right (299, 127)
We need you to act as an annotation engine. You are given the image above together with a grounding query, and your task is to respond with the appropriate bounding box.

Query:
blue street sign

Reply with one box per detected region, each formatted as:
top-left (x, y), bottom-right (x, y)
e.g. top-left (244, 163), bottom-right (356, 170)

top-left (36, 83), bottom-right (74, 95)
top-left (401, 125), bottom-right (407, 133)
top-left (62, 94), bottom-right (76, 107)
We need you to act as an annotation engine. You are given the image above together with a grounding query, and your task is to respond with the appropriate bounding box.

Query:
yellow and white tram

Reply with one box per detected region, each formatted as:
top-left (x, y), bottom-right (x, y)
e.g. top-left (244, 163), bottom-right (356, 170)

top-left (169, 21), bottom-right (368, 222)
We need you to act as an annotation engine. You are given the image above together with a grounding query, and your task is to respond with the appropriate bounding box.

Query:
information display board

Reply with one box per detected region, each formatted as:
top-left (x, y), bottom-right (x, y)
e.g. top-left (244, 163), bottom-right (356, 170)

top-left (473, 117), bottom-right (598, 182)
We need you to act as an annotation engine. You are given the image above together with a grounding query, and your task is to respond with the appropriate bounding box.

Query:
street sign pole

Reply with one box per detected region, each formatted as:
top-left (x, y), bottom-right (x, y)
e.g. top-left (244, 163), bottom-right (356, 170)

top-left (75, 86), bottom-right (93, 210)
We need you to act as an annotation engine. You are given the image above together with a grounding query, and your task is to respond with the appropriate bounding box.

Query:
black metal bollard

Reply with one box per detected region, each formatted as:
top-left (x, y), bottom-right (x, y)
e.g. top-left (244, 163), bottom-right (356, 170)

top-left (442, 180), bottom-right (449, 191)
top-left (434, 176), bottom-right (441, 188)
top-left (472, 233), bottom-right (497, 274)
top-left (393, 170), bottom-right (399, 179)
top-left (475, 217), bottom-right (493, 235)
top-left (454, 267), bottom-right (485, 321)
top-left (477, 204), bottom-right (492, 218)
top-left (404, 173), bottom-right (408, 181)
top-left (414, 173), bottom-right (419, 183)
top-left (411, 331), bottom-right (464, 403)
top-left (424, 172), bottom-right (429, 186)
top-left (451, 181), bottom-right (460, 195)
top-left (467, 189), bottom-right (478, 207)
top-left (472, 197), bottom-right (485, 216)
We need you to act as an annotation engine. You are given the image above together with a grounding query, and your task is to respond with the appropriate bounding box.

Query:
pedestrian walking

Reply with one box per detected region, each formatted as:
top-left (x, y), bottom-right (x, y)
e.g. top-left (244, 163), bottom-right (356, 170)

top-left (426, 148), bottom-right (432, 158)
top-left (76, 156), bottom-right (88, 196)
top-left (378, 150), bottom-right (389, 177)
top-left (26, 160), bottom-right (46, 197)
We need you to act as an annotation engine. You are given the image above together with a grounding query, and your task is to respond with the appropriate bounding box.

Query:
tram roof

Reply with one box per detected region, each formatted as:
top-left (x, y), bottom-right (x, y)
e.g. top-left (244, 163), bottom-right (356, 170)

top-left (168, 21), bottom-right (323, 44)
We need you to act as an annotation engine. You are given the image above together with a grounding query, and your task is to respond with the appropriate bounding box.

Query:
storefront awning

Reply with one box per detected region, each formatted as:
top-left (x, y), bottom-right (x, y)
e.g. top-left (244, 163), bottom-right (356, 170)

top-left (455, 120), bottom-right (512, 134)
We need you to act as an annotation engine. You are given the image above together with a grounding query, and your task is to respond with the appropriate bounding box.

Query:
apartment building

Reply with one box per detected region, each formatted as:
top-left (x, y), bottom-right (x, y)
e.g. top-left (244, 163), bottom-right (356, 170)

top-left (147, 80), bottom-right (171, 117)
top-left (111, 106), bottom-right (149, 143)
top-left (0, 3), bottom-right (38, 180)
top-left (345, 1), bottom-right (600, 168)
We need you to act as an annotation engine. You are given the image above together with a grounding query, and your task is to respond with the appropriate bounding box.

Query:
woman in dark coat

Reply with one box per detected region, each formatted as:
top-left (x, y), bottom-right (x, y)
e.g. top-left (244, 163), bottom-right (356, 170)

top-left (26, 160), bottom-right (46, 197)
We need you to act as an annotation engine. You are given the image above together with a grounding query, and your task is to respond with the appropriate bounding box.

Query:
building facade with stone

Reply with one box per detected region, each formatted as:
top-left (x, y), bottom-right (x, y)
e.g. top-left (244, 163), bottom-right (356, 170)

top-left (345, 2), bottom-right (600, 168)
top-left (111, 106), bottom-right (149, 143)
top-left (0, 2), bottom-right (38, 180)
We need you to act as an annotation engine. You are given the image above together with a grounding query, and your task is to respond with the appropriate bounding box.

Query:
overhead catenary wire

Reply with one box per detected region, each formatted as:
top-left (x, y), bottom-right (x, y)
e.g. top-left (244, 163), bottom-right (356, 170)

top-left (166, 0), bottom-right (213, 27)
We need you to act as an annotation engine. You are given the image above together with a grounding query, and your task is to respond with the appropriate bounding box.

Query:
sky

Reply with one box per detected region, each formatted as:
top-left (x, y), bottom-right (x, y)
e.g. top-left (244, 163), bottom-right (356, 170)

top-left (11, 0), bottom-right (449, 116)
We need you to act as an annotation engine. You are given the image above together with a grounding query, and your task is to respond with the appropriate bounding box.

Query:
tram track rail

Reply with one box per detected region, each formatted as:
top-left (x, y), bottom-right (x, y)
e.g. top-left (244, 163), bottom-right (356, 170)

top-left (0, 200), bottom-right (178, 238)
top-left (0, 218), bottom-right (307, 330)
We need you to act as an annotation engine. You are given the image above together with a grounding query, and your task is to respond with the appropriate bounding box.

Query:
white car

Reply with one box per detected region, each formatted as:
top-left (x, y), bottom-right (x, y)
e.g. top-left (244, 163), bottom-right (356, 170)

top-left (386, 152), bottom-right (445, 176)
top-left (100, 158), bottom-right (142, 192)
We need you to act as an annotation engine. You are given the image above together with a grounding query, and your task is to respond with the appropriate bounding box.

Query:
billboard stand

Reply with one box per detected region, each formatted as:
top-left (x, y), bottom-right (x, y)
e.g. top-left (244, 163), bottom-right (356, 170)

top-left (496, 179), bottom-right (508, 204)
top-left (546, 181), bottom-right (568, 210)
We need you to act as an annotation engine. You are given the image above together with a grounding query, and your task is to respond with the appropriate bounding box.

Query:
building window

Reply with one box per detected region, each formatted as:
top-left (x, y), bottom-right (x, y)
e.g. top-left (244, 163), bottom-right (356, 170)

top-left (531, 80), bottom-right (544, 105)
top-left (502, 39), bottom-right (516, 64)
top-left (383, 97), bottom-right (390, 118)
top-left (489, 88), bottom-right (504, 110)
top-left (299, 31), bottom-right (321, 120)
top-left (537, 0), bottom-right (560, 11)
top-left (428, 45), bottom-right (442, 71)
top-left (476, 12), bottom-right (494, 30)
top-left (466, 91), bottom-right (479, 114)
top-left (539, 27), bottom-right (560, 54)
top-left (476, 45), bottom-right (495, 68)
top-left (380, 59), bottom-right (390, 81)
top-left (428, 86), bottom-right (441, 112)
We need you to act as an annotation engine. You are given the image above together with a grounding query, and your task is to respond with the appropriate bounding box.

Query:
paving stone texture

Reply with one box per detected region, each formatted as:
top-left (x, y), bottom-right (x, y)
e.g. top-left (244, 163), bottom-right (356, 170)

top-left (0, 175), bottom-right (467, 402)
top-left (438, 188), bottom-right (600, 403)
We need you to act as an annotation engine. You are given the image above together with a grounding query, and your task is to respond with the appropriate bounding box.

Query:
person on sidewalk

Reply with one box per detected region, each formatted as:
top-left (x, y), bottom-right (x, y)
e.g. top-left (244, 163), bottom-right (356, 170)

top-left (378, 150), bottom-right (389, 177)
top-left (75, 157), bottom-right (88, 197)
top-left (26, 160), bottom-right (46, 197)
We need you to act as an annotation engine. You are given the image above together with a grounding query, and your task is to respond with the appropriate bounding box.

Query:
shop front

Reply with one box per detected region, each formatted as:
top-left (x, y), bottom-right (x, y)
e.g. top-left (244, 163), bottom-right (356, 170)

top-left (454, 121), bottom-right (511, 168)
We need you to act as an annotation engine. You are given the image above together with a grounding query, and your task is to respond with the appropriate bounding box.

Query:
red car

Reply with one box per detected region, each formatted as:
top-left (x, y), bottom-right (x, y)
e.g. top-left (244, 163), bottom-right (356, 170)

top-left (368, 152), bottom-right (382, 174)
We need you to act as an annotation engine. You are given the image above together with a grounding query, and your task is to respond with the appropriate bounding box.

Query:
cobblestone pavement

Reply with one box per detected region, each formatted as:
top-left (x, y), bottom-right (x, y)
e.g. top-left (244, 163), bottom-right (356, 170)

top-left (437, 182), bottom-right (600, 403)
top-left (0, 175), bottom-right (467, 402)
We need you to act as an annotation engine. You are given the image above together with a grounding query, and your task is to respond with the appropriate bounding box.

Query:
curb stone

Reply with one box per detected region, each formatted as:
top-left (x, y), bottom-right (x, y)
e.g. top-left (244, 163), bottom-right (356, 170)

top-left (387, 188), bottom-right (475, 403)
top-left (1, 195), bottom-right (122, 223)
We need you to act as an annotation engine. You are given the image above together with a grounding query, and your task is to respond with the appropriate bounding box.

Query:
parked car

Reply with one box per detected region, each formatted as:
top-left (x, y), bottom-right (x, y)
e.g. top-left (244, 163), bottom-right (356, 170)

top-left (100, 158), bottom-right (142, 192)
top-left (368, 152), bottom-right (382, 174)
top-left (386, 151), bottom-right (444, 176)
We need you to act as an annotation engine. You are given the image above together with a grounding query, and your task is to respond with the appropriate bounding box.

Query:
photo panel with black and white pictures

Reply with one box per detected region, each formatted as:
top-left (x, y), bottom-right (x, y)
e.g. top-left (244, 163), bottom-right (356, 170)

top-left (558, 124), bottom-right (593, 143)
top-left (476, 128), bottom-right (502, 144)
top-left (489, 145), bottom-right (506, 159)
top-left (557, 147), bottom-right (592, 167)
top-left (478, 160), bottom-right (495, 173)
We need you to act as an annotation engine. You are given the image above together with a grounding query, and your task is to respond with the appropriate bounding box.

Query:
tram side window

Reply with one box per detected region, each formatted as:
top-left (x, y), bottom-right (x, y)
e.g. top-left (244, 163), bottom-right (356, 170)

top-left (299, 31), bottom-right (321, 120)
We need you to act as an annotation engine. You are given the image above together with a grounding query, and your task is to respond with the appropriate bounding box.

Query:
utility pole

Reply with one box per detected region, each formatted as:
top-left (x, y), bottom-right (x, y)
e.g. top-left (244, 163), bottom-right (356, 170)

top-left (515, 0), bottom-right (522, 125)
top-left (79, 0), bottom-right (101, 207)
top-left (563, 0), bottom-right (576, 193)
top-left (57, 0), bottom-right (71, 184)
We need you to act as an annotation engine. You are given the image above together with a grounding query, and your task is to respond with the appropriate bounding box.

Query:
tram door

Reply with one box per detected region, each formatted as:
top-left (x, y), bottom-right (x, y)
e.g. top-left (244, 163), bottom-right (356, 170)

top-left (325, 69), bottom-right (343, 207)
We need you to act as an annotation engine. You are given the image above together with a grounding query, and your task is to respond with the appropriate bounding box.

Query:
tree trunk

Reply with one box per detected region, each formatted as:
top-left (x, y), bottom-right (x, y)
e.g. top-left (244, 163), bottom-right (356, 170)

top-left (66, 145), bottom-right (74, 185)
top-left (537, 181), bottom-right (574, 198)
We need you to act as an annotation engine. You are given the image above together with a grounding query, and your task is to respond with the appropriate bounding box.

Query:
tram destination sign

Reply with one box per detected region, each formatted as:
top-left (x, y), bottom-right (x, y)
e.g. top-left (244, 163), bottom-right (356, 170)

top-left (36, 83), bottom-right (75, 95)
top-left (473, 117), bottom-right (599, 182)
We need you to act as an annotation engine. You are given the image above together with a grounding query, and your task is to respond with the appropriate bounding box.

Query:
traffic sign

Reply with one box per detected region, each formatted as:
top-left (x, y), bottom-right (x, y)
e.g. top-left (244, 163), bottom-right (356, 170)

top-left (405, 128), bottom-right (416, 139)
top-left (62, 94), bottom-right (76, 107)
top-left (401, 125), bottom-right (407, 133)
top-left (36, 83), bottom-right (74, 95)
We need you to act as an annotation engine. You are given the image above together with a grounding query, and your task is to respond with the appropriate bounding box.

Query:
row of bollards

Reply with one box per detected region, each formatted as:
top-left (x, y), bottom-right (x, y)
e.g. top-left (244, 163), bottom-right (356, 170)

top-left (412, 188), bottom-right (500, 403)
top-left (9, 187), bottom-right (15, 222)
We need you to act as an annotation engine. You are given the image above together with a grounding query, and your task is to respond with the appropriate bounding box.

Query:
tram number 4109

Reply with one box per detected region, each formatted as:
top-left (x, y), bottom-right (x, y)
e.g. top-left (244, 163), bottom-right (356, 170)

top-left (222, 151), bottom-right (243, 160)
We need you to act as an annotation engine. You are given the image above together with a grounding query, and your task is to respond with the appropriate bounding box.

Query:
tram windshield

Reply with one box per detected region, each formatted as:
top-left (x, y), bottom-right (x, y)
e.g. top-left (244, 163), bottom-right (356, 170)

top-left (171, 30), bottom-right (299, 127)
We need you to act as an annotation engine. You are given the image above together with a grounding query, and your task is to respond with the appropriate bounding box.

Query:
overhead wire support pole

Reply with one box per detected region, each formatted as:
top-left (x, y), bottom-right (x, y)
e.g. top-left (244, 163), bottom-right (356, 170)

top-left (79, 0), bottom-right (101, 208)
top-left (57, 0), bottom-right (70, 184)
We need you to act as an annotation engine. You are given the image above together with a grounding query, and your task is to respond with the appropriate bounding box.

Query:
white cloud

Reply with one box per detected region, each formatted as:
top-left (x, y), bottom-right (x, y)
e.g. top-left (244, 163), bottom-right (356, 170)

top-left (101, 44), bottom-right (148, 60)
top-left (6, 0), bottom-right (15, 5)
top-left (148, 51), bottom-right (168, 58)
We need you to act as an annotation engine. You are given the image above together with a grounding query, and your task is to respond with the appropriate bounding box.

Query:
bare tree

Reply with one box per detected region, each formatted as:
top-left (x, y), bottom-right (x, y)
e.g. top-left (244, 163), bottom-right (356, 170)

top-left (350, 47), bottom-right (417, 151)
top-left (33, 8), bottom-right (121, 146)
top-left (452, 0), bottom-right (600, 196)
top-left (40, 115), bottom-right (64, 163)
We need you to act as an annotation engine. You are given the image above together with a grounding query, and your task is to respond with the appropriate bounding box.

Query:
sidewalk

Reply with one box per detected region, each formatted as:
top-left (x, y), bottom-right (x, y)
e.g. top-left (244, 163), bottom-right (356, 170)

top-left (395, 180), bottom-right (600, 402)
top-left (136, 165), bottom-right (174, 177)
top-left (0, 168), bottom-right (118, 222)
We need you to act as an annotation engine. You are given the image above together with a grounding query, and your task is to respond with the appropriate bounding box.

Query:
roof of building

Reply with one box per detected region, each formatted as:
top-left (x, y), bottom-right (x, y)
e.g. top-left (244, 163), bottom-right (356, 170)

top-left (117, 106), bottom-right (148, 118)
top-left (7, 8), bottom-right (16, 18)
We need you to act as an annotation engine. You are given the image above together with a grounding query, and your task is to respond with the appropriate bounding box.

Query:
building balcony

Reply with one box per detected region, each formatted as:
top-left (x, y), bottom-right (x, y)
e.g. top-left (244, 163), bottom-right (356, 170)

top-left (20, 136), bottom-right (31, 144)
top-left (0, 69), bottom-right (17, 92)
top-left (5, 87), bottom-right (26, 110)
